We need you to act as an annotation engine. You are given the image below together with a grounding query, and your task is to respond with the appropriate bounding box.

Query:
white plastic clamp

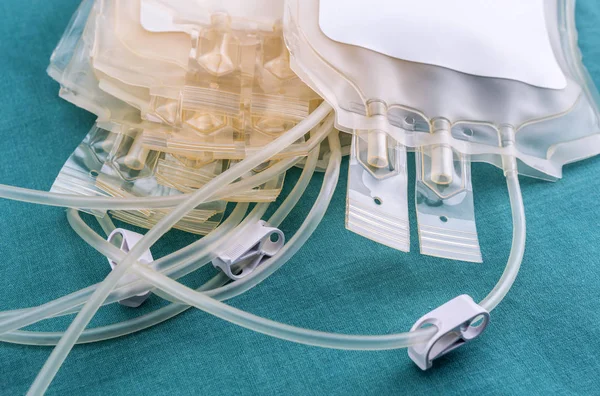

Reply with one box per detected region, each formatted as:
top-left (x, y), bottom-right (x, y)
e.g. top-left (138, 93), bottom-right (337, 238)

top-left (408, 295), bottom-right (489, 370)
top-left (212, 221), bottom-right (284, 280)
top-left (107, 228), bottom-right (154, 308)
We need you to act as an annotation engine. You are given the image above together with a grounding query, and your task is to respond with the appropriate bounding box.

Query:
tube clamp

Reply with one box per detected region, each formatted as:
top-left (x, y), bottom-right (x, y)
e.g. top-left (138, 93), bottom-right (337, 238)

top-left (107, 228), bottom-right (154, 308)
top-left (408, 295), bottom-right (489, 370)
top-left (213, 221), bottom-right (284, 280)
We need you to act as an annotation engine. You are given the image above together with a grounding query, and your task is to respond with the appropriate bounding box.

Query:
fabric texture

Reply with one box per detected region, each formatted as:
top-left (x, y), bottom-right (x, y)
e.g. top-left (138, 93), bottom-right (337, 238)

top-left (0, 1), bottom-right (599, 394)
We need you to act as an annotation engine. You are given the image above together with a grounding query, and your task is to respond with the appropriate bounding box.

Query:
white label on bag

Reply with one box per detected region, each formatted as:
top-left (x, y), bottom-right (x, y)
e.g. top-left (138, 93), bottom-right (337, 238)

top-left (319, 0), bottom-right (566, 89)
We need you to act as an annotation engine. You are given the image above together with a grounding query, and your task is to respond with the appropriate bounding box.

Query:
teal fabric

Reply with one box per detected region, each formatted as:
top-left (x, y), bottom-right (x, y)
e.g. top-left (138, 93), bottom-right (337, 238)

top-left (1, 1), bottom-right (600, 394)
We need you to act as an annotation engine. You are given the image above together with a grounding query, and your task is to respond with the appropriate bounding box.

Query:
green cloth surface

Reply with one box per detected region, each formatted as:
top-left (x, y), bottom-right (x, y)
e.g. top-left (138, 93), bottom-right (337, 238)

top-left (1, 1), bottom-right (600, 394)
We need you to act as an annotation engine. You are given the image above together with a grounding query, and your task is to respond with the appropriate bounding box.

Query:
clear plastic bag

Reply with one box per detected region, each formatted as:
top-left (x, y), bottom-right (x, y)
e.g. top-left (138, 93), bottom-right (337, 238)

top-left (285, 0), bottom-right (600, 179)
top-left (286, 0), bottom-right (600, 259)
top-left (49, 0), bottom-right (324, 161)
top-left (51, 125), bottom-right (226, 234)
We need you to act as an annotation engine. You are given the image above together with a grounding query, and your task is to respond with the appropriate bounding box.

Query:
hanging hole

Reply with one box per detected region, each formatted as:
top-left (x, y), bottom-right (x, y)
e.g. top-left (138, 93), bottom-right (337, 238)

top-left (420, 322), bottom-right (435, 329)
top-left (374, 197), bottom-right (383, 206)
top-left (404, 116), bottom-right (415, 125)
top-left (439, 216), bottom-right (448, 223)
top-left (90, 170), bottom-right (99, 177)
top-left (463, 128), bottom-right (474, 137)
top-left (270, 233), bottom-right (280, 243)
top-left (470, 315), bottom-right (486, 328)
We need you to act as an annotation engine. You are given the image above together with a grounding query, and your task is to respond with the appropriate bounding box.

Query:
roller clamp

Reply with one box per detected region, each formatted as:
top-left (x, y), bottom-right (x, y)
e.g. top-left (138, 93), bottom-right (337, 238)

top-left (107, 228), bottom-right (154, 308)
top-left (408, 295), bottom-right (489, 370)
top-left (213, 221), bottom-right (284, 280)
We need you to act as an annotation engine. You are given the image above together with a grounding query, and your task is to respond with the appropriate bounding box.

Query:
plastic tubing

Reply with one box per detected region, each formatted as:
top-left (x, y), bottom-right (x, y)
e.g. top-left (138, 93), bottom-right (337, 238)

top-left (0, 174), bottom-right (274, 328)
top-left (268, 140), bottom-right (320, 228)
top-left (136, 264), bottom-right (436, 350)
top-left (3, 139), bottom-right (526, 351)
top-left (94, 214), bottom-right (116, 236)
top-left (0, 202), bottom-right (248, 327)
top-left (0, 274), bottom-right (229, 346)
top-left (70, 143), bottom-right (322, 309)
top-left (126, 131), bottom-right (433, 349)
top-left (0, 117), bottom-right (332, 327)
top-left (0, 115), bottom-right (334, 211)
top-left (26, 103), bottom-right (333, 395)
top-left (0, 126), bottom-right (326, 330)
top-left (129, 152), bottom-right (527, 351)
top-left (73, 143), bottom-right (324, 307)
top-left (0, 145), bottom-right (323, 346)
top-left (0, 201), bottom-right (263, 329)
top-left (479, 164), bottom-right (526, 311)
top-left (0, 139), bottom-right (523, 352)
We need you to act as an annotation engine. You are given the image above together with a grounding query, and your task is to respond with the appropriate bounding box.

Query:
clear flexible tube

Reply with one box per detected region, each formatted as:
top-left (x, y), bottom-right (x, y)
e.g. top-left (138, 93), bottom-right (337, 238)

top-left (0, 202), bottom-right (248, 328)
top-left (2, 145), bottom-right (525, 353)
top-left (3, 117), bottom-right (523, 394)
top-left (0, 144), bottom-right (523, 355)
top-left (0, 120), bottom-right (331, 335)
top-left (0, 128), bottom-right (325, 331)
top-left (480, 165), bottom-right (526, 311)
top-left (26, 103), bottom-right (333, 395)
top-left (0, 121), bottom-right (332, 328)
top-left (129, 153), bottom-right (527, 351)
top-left (136, 264), bottom-right (436, 350)
top-left (94, 214), bottom-right (116, 236)
top-left (0, 146), bottom-right (322, 346)
top-left (0, 181), bottom-right (273, 331)
top-left (0, 274), bottom-right (229, 346)
top-left (0, 203), bottom-right (263, 343)
top-left (269, 142), bottom-right (320, 227)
